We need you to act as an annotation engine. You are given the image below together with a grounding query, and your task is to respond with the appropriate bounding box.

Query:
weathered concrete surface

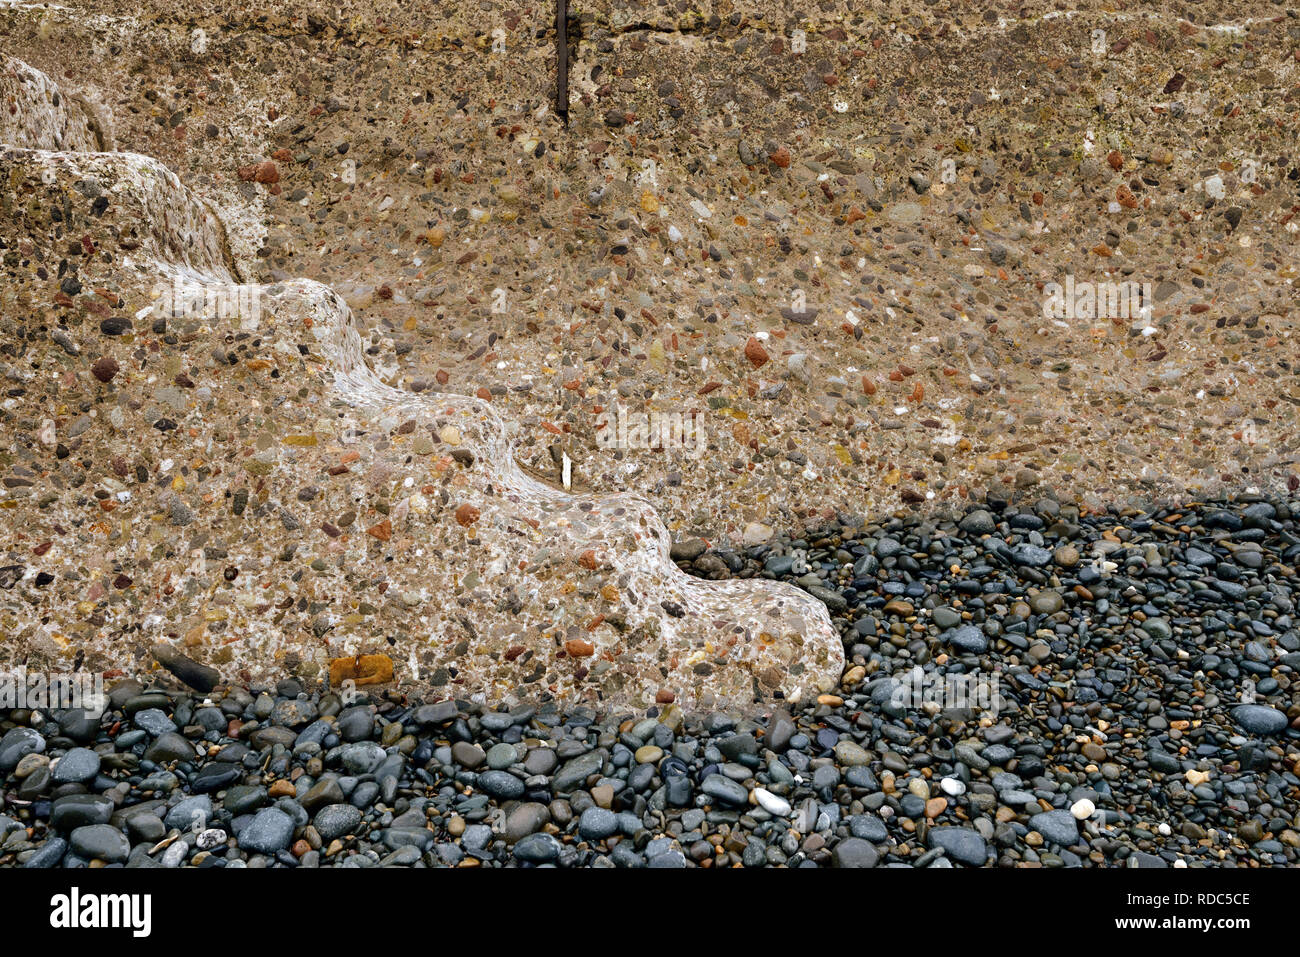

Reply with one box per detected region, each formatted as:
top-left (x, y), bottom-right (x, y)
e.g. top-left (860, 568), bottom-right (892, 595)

top-left (0, 52), bottom-right (841, 710)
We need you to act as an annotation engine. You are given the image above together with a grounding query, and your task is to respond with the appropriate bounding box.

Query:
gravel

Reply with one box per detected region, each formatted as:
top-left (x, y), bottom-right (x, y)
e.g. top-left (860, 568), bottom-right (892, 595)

top-left (0, 496), bottom-right (1296, 868)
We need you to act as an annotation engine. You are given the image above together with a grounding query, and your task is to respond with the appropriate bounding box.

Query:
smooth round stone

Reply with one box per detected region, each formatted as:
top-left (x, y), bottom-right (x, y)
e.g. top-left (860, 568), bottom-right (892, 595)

top-left (24, 837), bottom-right (68, 869)
top-left (833, 740), bottom-right (871, 766)
top-left (51, 794), bottom-right (114, 830)
top-left (13, 753), bottom-right (48, 779)
top-left (452, 741), bottom-right (487, 769)
top-left (1142, 618), bottom-right (1172, 640)
top-left (844, 766), bottom-right (877, 789)
top-left (223, 786), bottom-right (267, 816)
top-left (51, 748), bottom-right (101, 784)
top-left (1011, 543), bottom-right (1052, 566)
top-left (505, 803), bottom-right (550, 842)
top-left (0, 728), bottom-right (46, 772)
top-left (339, 743), bottom-right (385, 774)
top-left (145, 732), bottom-right (197, 764)
top-left (133, 708), bottom-right (177, 737)
top-left (931, 606), bottom-right (962, 629)
top-left (349, 780), bottom-right (378, 808)
top-left (945, 625), bottom-right (988, 654)
top-left (1028, 591), bottom-right (1063, 615)
top-left (927, 827), bottom-right (988, 866)
top-left (849, 814), bottom-right (888, 842)
top-left (196, 828), bottom-right (227, 850)
top-left (271, 698), bottom-right (318, 728)
top-left (875, 537), bottom-right (903, 558)
top-left (958, 509), bottom-right (996, 534)
top-left (335, 706), bottom-right (374, 742)
top-left (124, 813), bottom-right (165, 844)
top-left (814, 728), bottom-right (839, 750)
top-left (899, 794), bottom-right (926, 818)
top-left (940, 777), bottom-right (966, 797)
top-left (314, 804), bottom-right (363, 842)
top-left (665, 776), bottom-right (693, 806)
top-left (634, 745), bottom-right (663, 764)
top-left (478, 770), bottom-right (526, 800)
top-left (1232, 705), bottom-right (1289, 736)
top-left (628, 763), bottom-right (656, 792)
top-left (813, 765), bottom-right (841, 791)
top-left (1054, 545), bottom-right (1080, 567)
top-left (523, 748), bottom-right (557, 776)
top-left (1030, 810), bottom-right (1080, 846)
top-left (193, 707), bottom-right (227, 732)
top-left (164, 795), bottom-right (213, 831)
top-left (486, 743), bottom-right (517, 770)
top-left (17, 764), bottom-right (51, 799)
top-left (753, 787), bottom-right (791, 817)
top-left (514, 833), bottom-right (560, 864)
top-left (1070, 798), bottom-right (1096, 820)
top-left (239, 808), bottom-right (295, 853)
top-left (648, 849), bottom-right (687, 868)
top-left (69, 825), bottom-right (130, 863)
top-left (294, 720), bottom-right (332, 749)
top-left (301, 778), bottom-right (344, 812)
top-left (191, 763), bottom-right (240, 793)
top-left (982, 744), bottom-right (1015, 765)
top-left (831, 837), bottom-right (879, 868)
top-left (463, 824), bottom-right (493, 850)
top-left (411, 701), bottom-right (458, 726)
top-left (480, 712), bottom-right (515, 733)
top-left (702, 773), bottom-right (748, 806)
top-left (578, 807), bottom-right (619, 841)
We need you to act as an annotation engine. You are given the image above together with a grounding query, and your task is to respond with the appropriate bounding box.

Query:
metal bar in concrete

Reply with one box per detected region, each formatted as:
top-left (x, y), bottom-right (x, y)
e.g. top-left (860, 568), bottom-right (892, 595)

top-left (556, 0), bottom-right (569, 124)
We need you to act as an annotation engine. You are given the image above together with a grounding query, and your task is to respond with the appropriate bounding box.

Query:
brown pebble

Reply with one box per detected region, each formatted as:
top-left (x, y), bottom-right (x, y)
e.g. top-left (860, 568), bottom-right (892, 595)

top-left (328, 654), bottom-right (394, 687)
top-left (91, 357), bottom-right (119, 383)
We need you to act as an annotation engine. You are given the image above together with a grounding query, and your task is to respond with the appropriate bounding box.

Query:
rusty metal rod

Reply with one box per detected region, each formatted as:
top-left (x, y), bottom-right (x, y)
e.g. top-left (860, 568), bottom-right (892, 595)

top-left (556, 0), bottom-right (569, 124)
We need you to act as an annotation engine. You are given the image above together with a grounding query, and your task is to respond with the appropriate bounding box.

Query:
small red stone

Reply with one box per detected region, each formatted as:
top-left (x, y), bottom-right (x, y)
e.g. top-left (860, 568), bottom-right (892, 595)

top-left (254, 161), bottom-right (280, 184)
top-left (564, 638), bottom-right (595, 658)
top-left (91, 357), bottom-right (119, 383)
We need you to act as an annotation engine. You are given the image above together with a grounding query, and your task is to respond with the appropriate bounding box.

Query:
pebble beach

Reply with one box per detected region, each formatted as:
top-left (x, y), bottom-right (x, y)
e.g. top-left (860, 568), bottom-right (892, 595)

top-left (2, 494), bottom-right (1297, 869)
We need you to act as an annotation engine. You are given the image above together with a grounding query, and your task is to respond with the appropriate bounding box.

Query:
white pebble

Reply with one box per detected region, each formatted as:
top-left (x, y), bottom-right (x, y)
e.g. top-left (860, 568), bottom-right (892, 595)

top-left (940, 777), bottom-right (966, 797)
top-left (753, 787), bottom-right (791, 817)
top-left (1070, 798), bottom-right (1096, 820)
